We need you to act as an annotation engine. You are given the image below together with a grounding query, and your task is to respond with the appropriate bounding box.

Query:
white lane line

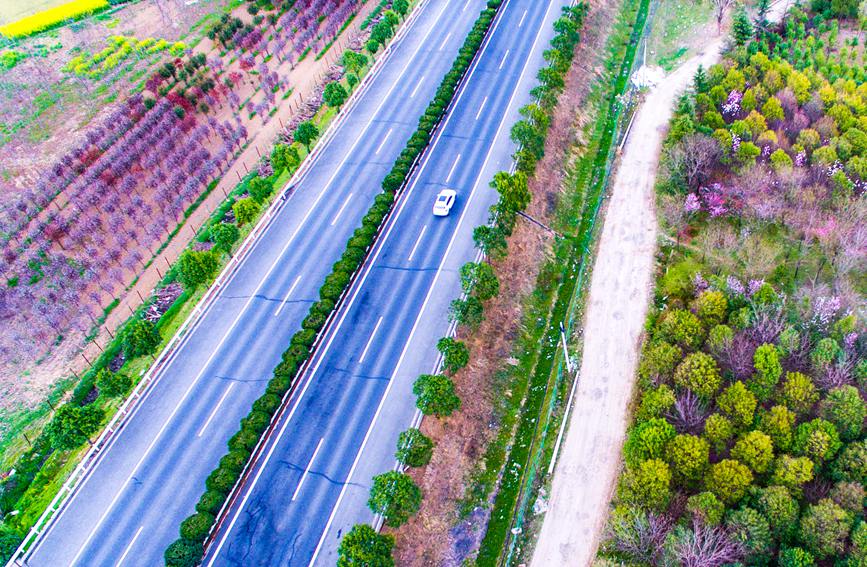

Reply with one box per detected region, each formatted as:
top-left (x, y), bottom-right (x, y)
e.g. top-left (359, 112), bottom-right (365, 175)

top-left (358, 317), bottom-right (384, 364)
top-left (439, 31), bottom-right (452, 51)
top-left (475, 96), bottom-right (488, 120)
top-left (274, 275), bottom-right (303, 317)
top-left (446, 154), bottom-right (461, 183)
top-left (518, 9), bottom-right (527, 27)
top-left (204, 0), bottom-right (461, 561)
top-left (407, 225), bottom-right (427, 262)
top-left (462, 0), bottom-right (471, 11)
top-left (409, 76), bottom-right (425, 98)
top-left (197, 383), bottom-right (236, 438)
top-left (330, 193), bottom-right (353, 226)
top-left (499, 49), bottom-right (509, 70)
top-left (115, 525), bottom-right (143, 567)
top-left (375, 128), bottom-right (393, 155)
top-left (291, 438), bottom-right (325, 502)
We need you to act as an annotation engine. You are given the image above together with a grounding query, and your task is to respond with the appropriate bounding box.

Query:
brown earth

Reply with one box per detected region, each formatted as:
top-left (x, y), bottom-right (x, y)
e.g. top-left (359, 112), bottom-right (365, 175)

top-left (390, 1), bottom-right (619, 563)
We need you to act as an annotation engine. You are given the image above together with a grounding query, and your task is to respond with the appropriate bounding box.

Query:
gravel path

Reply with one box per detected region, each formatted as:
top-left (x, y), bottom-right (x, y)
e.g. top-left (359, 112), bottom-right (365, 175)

top-left (528, 36), bottom-right (729, 567)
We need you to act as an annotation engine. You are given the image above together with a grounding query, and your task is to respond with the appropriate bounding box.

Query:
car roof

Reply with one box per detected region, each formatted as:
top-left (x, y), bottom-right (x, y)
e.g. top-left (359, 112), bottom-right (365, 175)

top-left (437, 188), bottom-right (456, 197)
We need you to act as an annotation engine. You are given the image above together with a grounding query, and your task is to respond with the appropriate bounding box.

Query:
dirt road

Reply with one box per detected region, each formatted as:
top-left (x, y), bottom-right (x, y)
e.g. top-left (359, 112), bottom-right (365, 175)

top-left (528, 34), bottom-right (731, 567)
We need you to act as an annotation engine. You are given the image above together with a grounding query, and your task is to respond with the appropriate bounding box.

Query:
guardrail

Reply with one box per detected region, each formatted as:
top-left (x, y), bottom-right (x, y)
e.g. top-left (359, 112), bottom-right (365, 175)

top-left (6, 3), bottom-right (431, 564)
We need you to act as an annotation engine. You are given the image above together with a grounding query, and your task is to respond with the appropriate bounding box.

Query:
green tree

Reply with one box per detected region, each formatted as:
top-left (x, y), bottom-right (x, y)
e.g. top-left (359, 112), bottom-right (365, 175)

top-left (180, 512), bottom-right (214, 542)
top-left (755, 485), bottom-right (800, 542)
top-left (799, 499), bottom-right (853, 559)
top-left (779, 372), bottom-right (819, 415)
top-left (638, 342), bottom-right (682, 383)
top-left (392, 0), bottom-right (409, 16)
top-left (820, 385), bottom-right (866, 440)
top-left (45, 404), bottom-right (105, 450)
top-left (164, 538), bottom-right (202, 567)
top-left (395, 428), bottom-right (433, 468)
top-left (727, 507), bottom-right (772, 560)
top-left (95, 368), bottom-right (132, 399)
top-left (717, 381), bottom-right (757, 428)
top-left (211, 222), bottom-right (240, 253)
top-left (619, 458), bottom-right (672, 511)
top-left (704, 413), bottom-right (735, 452)
top-left (666, 433), bottom-right (710, 482)
top-left (248, 176), bottom-right (274, 203)
top-left (449, 296), bottom-right (484, 330)
top-left (778, 547), bottom-right (816, 567)
top-left (177, 249), bottom-right (220, 289)
top-left (294, 120), bottom-right (319, 151)
top-left (811, 337), bottom-right (842, 368)
top-left (623, 418), bottom-right (676, 467)
top-left (436, 337), bottom-right (469, 375)
top-left (323, 81), bottom-right (349, 108)
top-left (792, 418), bottom-right (842, 465)
top-left (270, 143), bottom-right (301, 173)
top-left (413, 374), bottom-right (460, 417)
top-left (761, 96), bottom-right (785, 123)
top-left (337, 524), bottom-right (394, 567)
top-left (750, 343), bottom-right (782, 401)
top-left (705, 459), bottom-right (753, 504)
top-left (693, 64), bottom-right (708, 93)
top-left (731, 4), bottom-right (753, 45)
top-left (367, 471), bottom-right (421, 527)
top-left (636, 384), bottom-right (676, 421)
top-left (657, 309), bottom-right (705, 350)
top-left (232, 197), bottom-right (259, 226)
top-left (759, 405), bottom-right (796, 451)
top-left (459, 262), bottom-right (499, 300)
top-left (694, 290), bottom-right (728, 325)
top-left (686, 491), bottom-right (724, 526)
top-left (673, 352), bottom-right (722, 399)
top-left (829, 481), bottom-right (865, 514)
top-left (771, 455), bottom-right (815, 493)
top-left (341, 50), bottom-right (368, 75)
top-left (830, 439), bottom-right (867, 484)
top-left (472, 225), bottom-right (507, 259)
top-left (122, 318), bottom-right (160, 358)
top-left (491, 170), bottom-right (530, 213)
top-left (731, 430), bottom-right (774, 473)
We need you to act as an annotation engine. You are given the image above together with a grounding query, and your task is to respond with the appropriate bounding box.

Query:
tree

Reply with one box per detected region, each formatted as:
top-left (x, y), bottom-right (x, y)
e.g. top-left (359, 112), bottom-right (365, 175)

top-left (754, 0), bottom-right (770, 35)
top-left (294, 121), bottom-right (319, 151)
top-left (619, 458), bottom-right (672, 511)
top-left (436, 337), bottom-right (469, 375)
top-left (694, 290), bottom-right (728, 325)
top-left (341, 50), bottom-right (368, 75)
top-left (248, 176), bottom-right (274, 203)
top-left (95, 368), bottom-right (132, 399)
top-left (755, 485), bottom-right (799, 543)
top-left (749, 344), bottom-right (782, 402)
top-left (666, 433), bottom-right (710, 482)
top-left (657, 309), bottom-right (705, 350)
top-left (638, 342), bottom-right (682, 383)
top-left (449, 296), bottom-right (484, 330)
top-left (731, 4), bottom-right (753, 45)
top-left (395, 428), bottom-right (434, 467)
top-left (180, 512), bottom-right (215, 542)
top-left (624, 418), bottom-right (676, 466)
top-left (637, 384), bottom-right (676, 421)
top-left (177, 249), bottom-right (219, 289)
top-left (705, 459), bottom-right (753, 504)
top-left (367, 471), bottom-right (421, 527)
top-left (712, 0), bottom-right (736, 33)
top-left (233, 197), bottom-right (259, 226)
top-left (45, 404), bottom-right (105, 450)
top-left (799, 499), bottom-right (853, 559)
top-left (778, 547), bottom-right (816, 567)
top-left (830, 439), bottom-right (867, 484)
top-left (270, 143), bottom-right (300, 174)
top-left (413, 374), bottom-right (460, 416)
top-left (759, 405), bottom-right (796, 452)
top-left (717, 381), bottom-right (757, 428)
top-left (686, 491), bottom-right (725, 526)
top-left (673, 353), bottom-right (722, 400)
top-left (337, 524), bottom-right (394, 567)
top-left (761, 96), bottom-right (785, 123)
top-left (323, 81), bottom-right (349, 108)
top-left (727, 507), bottom-right (772, 561)
top-left (211, 222), bottom-right (240, 253)
top-left (392, 0), bottom-right (409, 16)
top-left (122, 318), bottom-right (160, 358)
top-left (820, 385), bottom-right (866, 440)
top-left (779, 372), bottom-right (819, 415)
top-left (731, 430), bottom-right (774, 473)
top-left (459, 261), bottom-right (499, 300)
top-left (771, 455), bottom-right (815, 493)
top-left (704, 413), bottom-right (735, 452)
top-left (164, 538), bottom-right (202, 567)
top-left (491, 170), bottom-right (530, 213)
top-left (793, 419), bottom-right (842, 465)
top-left (473, 225), bottom-right (507, 259)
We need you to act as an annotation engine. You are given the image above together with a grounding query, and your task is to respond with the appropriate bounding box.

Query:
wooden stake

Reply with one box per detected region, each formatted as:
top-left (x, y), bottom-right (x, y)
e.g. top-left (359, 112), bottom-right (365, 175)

top-left (82, 352), bottom-right (91, 365)
top-left (137, 290), bottom-right (145, 302)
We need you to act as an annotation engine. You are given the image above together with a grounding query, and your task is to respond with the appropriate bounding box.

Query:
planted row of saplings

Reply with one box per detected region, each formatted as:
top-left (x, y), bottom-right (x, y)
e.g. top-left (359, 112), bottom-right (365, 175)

top-left (164, 3), bottom-right (504, 566)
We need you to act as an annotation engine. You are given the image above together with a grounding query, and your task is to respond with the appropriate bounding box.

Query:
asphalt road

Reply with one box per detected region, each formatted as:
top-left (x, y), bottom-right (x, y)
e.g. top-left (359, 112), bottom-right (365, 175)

top-left (22, 1), bottom-right (487, 565)
top-left (204, 0), bottom-right (569, 565)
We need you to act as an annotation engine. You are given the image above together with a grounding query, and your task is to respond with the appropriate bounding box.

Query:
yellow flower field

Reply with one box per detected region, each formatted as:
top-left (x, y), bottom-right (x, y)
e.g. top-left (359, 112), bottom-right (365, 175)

top-left (0, 0), bottom-right (108, 39)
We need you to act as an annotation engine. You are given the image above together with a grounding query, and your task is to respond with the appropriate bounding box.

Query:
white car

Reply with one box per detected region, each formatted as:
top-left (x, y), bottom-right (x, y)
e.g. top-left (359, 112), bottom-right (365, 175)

top-left (432, 189), bottom-right (457, 216)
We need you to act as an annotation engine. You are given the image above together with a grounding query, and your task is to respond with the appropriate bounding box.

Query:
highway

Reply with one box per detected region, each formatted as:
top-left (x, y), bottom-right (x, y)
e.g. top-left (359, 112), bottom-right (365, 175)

top-left (204, 0), bottom-right (569, 564)
top-left (21, 1), bottom-right (488, 564)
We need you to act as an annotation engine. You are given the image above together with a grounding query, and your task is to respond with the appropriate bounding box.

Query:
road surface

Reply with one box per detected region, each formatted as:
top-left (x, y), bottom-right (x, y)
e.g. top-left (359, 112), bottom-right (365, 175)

top-left (203, 0), bottom-right (569, 565)
top-left (22, 1), bottom-right (486, 564)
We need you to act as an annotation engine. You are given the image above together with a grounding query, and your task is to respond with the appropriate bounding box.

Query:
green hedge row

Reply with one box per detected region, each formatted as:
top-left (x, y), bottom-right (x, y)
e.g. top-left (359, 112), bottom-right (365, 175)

top-left (166, 2), bottom-right (505, 566)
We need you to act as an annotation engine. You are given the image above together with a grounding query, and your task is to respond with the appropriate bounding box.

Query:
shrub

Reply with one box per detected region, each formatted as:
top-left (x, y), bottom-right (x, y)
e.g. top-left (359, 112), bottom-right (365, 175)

top-left (337, 524), bottom-right (394, 567)
top-left (686, 491), bottom-right (724, 526)
top-left (179, 512), bottom-right (214, 542)
top-left (211, 222), bottom-right (240, 253)
top-left (395, 428), bottom-right (434, 467)
top-left (705, 459), bottom-right (753, 504)
top-left (638, 342), bottom-right (682, 384)
top-left (367, 471), bottom-right (421, 527)
top-left (673, 352), bottom-right (722, 400)
top-left (799, 499), bottom-right (853, 559)
top-left (95, 368), bottom-right (132, 398)
top-left (717, 381), bottom-right (757, 428)
top-left (779, 372), bottom-right (819, 415)
top-left (704, 413), bottom-right (735, 452)
top-left (248, 176), bottom-right (274, 203)
top-left (811, 337), bottom-right (842, 368)
top-left (820, 385), bottom-right (866, 441)
top-left (196, 490), bottom-right (226, 515)
top-left (122, 318), bottom-right (160, 358)
top-left (658, 309), bottom-right (704, 350)
top-left (755, 485), bottom-right (799, 543)
top-left (731, 430), bottom-right (774, 473)
top-left (436, 337), bottom-right (469, 375)
top-left (619, 458), bottom-right (672, 511)
top-left (792, 418), bottom-right (842, 465)
top-left (636, 385), bottom-right (676, 421)
top-left (164, 538), bottom-right (202, 567)
top-left (177, 250), bottom-right (220, 289)
top-left (228, 428), bottom-right (260, 452)
top-left (45, 404), bottom-right (105, 451)
top-left (624, 418), bottom-right (676, 467)
top-left (694, 290), bottom-right (728, 325)
top-left (233, 197), bottom-right (259, 226)
top-left (770, 148), bottom-right (794, 170)
top-left (413, 374), bottom-right (460, 417)
top-left (758, 405), bottom-right (796, 452)
top-left (206, 466), bottom-right (239, 493)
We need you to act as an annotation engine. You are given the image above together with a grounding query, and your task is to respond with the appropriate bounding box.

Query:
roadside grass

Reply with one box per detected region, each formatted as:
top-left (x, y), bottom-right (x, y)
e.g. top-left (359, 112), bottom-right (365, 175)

top-left (470, 0), bottom-right (650, 564)
top-left (646, 0), bottom-right (713, 71)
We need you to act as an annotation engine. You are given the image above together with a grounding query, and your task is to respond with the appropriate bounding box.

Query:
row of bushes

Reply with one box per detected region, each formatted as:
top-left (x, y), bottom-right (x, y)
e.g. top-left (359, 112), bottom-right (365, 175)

top-left (167, 1), bottom-right (507, 565)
